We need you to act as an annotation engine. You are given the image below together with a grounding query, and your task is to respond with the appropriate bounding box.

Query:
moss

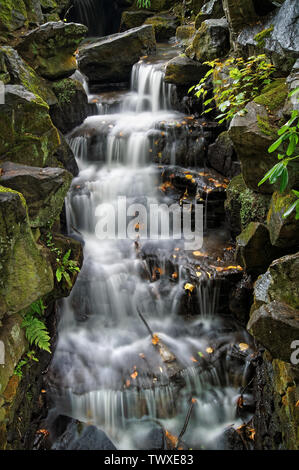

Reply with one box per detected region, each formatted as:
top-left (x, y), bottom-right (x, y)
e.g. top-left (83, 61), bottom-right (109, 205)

top-left (0, 0), bottom-right (28, 32)
top-left (254, 25), bottom-right (274, 47)
top-left (256, 114), bottom-right (277, 137)
top-left (0, 185), bottom-right (26, 208)
top-left (254, 79), bottom-right (288, 113)
top-left (52, 78), bottom-right (77, 107)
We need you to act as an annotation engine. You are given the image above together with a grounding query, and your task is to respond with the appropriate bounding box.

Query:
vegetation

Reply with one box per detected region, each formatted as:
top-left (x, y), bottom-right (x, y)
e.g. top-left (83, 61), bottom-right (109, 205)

top-left (21, 299), bottom-right (51, 353)
top-left (189, 55), bottom-right (275, 123)
top-left (14, 351), bottom-right (38, 378)
top-left (46, 232), bottom-right (80, 287)
top-left (137, 0), bottom-right (151, 8)
top-left (259, 87), bottom-right (299, 219)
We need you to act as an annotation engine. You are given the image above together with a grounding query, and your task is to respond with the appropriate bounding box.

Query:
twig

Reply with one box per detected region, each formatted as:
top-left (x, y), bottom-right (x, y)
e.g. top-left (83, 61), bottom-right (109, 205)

top-left (137, 307), bottom-right (154, 338)
top-left (175, 399), bottom-right (195, 449)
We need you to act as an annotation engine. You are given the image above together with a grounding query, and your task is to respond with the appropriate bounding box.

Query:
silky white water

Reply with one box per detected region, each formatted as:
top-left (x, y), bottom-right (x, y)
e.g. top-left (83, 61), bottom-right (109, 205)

top-left (50, 47), bottom-right (252, 450)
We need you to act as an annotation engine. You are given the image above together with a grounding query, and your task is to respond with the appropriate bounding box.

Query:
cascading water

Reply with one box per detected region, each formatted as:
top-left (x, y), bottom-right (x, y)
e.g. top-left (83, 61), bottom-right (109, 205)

top-left (49, 45), bottom-right (254, 450)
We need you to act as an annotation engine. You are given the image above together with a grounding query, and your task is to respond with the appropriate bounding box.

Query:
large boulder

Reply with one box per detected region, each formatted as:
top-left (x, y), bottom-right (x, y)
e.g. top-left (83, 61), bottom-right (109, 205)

top-left (225, 174), bottom-right (271, 236)
top-left (144, 15), bottom-right (179, 41)
top-left (165, 55), bottom-right (209, 86)
top-left (176, 25), bottom-right (196, 47)
top-left (52, 420), bottom-right (116, 450)
top-left (0, 85), bottom-right (61, 168)
top-left (251, 252), bottom-right (299, 312)
top-left (235, 222), bottom-right (277, 277)
top-left (228, 80), bottom-right (289, 193)
top-left (266, 191), bottom-right (299, 249)
top-left (50, 78), bottom-right (92, 134)
top-left (0, 46), bottom-right (56, 105)
top-left (207, 131), bottom-right (240, 178)
top-left (0, 187), bottom-right (54, 319)
top-left (195, 0), bottom-right (224, 29)
top-left (222, 0), bottom-right (256, 37)
top-left (186, 18), bottom-right (230, 62)
top-left (236, 0), bottom-right (299, 74)
top-left (78, 25), bottom-right (156, 86)
top-left (248, 301), bottom-right (299, 363)
top-left (0, 162), bottom-right (72, 228)
top-left (120, 10), bottom-right (154, 31)
top-left (17, 21), bottom-right (88, 80)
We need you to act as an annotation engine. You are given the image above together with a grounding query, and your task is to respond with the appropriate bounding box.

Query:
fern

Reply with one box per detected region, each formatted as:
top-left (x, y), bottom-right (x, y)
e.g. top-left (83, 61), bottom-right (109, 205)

top-left (137, 0), bottom-right (151, 8)
top-left (21, 301), bottom-right (51, 353)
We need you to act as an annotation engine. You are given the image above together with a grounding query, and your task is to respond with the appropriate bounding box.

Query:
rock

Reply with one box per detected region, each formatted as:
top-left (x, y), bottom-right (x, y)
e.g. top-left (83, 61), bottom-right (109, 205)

top-left (24, 0), bottom-right (44, 26)
top-left (251, 252), bottom-right (299, 311)
top-left (253, 352), bottom-right (299, 450)
top-left (165, 55), bottom-right (209, 86)
top-left (195, 0), bottom-right (224, 30)
top-left (186, 18), bottom-right (230, 62)
top-left (50, 78), bottom-right (92, 134)
top-left (120, 10), bottom-right (154, 31)
top-left (0, 0), bottom-right (28, 34)
top-left (0, 46), bottom-right (57, 106)
top-left (287, 59), bottom-right (299, 112)
top-left (17, 21), bottom-right (88, 80)
top-left (229, 274), bottom-right (253, 325)
top-left (228, 86), bottom-right (288, 194)
top-left (267, 191), bottom-right (299, 249)
top-left (216, 426), bottom-right (245, 450)
top-left (207, 131), bottom-right (240, 178)
top-left (236, 0), bottom-right (299, 74)
top-left (247, 300), bottom-right (299, 363)
top-left (225, 174), bottom-right (271, 236)
top-left (78, 25), bottom-right (156, 86)
top-left (0, 162), bottom-right (72, 228)
top-left (235, 222), bottom-right (276, 277)
top-left (144, 15), bottom-right (179, 41)
top-left (222, 0), bottom-right (256, 38)
top-left (0, 315), bottom-right (27, 396)
top-left (0, 85), bottom-right (61, 168)
top-left (0, 187), bottom-right (54, 319)
top-left (53, 133), bottom-right (79, 177)
top-left (176, 25), bottom-right (196, 47)
top-left (52, 420), bottom-right (117, 450)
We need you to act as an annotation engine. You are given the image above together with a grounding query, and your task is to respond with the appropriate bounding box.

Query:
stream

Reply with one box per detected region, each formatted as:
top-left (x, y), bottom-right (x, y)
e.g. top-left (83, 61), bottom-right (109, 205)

top-left (47, 43), bottom-right (255, 450)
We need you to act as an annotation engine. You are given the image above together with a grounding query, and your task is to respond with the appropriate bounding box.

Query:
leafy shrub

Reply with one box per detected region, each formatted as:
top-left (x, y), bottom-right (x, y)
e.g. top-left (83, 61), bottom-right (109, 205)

top-left (21, 300), bottom-right (51, 353)
top-left (189, 55), bottom-right (275, 123)
top-left (259, 87), bottom-right (299, 219)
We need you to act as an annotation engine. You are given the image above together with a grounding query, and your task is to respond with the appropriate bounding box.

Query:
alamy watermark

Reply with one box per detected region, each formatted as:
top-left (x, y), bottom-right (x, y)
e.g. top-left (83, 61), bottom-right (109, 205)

top-left (95, 196), bottom-right (203, 251)
top-left (290, 340), bottom-right (299, 365)
top-left (0, 340), bottom-right (4, 365)
top-left (0, 81), bottom-right (4, 105)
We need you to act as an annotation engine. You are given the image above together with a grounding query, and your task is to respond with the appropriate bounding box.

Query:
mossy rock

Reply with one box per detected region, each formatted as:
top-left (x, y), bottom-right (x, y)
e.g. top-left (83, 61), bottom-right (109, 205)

top-left (144, 15), bottom-right (179, 41)
top-left (267, 191), bottom-right (299, 249)
top-left (0, 46), bottom-right (57, 106)
top-left (251, 252), bottom-right (299, 313)
top-left (0, 162), bottom-right (72, 228)
top-left (235, 222), bottom-right (276, 277)
top-left (176, 25), bottom-right (196, 46)
top-left (165, 54), bottom-right (209, 86)
top-left (17, 21), bottom-right (88, 80)
top-left (225, 174), bottom-right (271, 236)
top-left (254, 79), bottom-right (288, 114)
top-left (120, 10), bottom-right (154, 32)
top-left (0, 85), bottom-right (61, 168)
top-left (0, 0), bottom-right (28, 34)
top-left (0, 187), bottom-right (54, 319)
top-left (195, 0), bottom-right (224, 29)
top-left (186, 18), bottom-right (229, 62)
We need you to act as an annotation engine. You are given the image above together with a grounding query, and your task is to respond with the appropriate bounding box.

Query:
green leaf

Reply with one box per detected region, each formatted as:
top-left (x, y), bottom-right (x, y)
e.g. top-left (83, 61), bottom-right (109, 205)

top-left (279, 167), bottom-right (289, 192)
top-left (283, 200), bottom-right (298, 218)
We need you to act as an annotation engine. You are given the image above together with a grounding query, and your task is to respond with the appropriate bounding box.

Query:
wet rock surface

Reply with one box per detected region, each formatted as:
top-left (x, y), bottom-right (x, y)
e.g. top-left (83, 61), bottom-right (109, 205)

top-left (78, 25), bottom-right (156, 86)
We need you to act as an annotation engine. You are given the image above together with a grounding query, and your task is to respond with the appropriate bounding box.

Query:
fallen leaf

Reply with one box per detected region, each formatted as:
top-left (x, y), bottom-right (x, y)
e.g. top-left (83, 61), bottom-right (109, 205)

top-left (248, 428), bottom-right (256, 440)
top-left (237, 396), bottom-right (244, 408)
top-left (152, 334), bottom-right (160, 345)
top-left (184, 283), bottom-right (195, 293)
top-left (190, 356), bottom-right (198, 363)
top-left (130, 371), bottom-right (138, 380)
top-left (165, 430), bottom-right (178, 448)
top-left (193, 251), bottom-right (205, 257)
top-left (239, 343), bottom-right (249, 352)
top-left (191, 398), bottom-right (197, 404)
top-left (206, 347), bottom-right (214, 354)
top-left (296, 400), bottom-right (299, 407)
top-left (172, 272), bottom-right (178, 279)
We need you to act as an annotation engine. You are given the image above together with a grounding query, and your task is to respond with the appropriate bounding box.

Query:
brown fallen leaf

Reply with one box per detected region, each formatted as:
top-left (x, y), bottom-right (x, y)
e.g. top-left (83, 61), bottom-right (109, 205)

top-left (152, 334), bottom-right (160, 345)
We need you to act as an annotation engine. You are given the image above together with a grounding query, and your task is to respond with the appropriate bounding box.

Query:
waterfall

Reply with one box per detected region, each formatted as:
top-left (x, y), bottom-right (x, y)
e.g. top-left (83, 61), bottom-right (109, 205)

top-left (50, 44), bottom-right (253, 450)
top-left (67, 0), bottom-right (122, 37)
